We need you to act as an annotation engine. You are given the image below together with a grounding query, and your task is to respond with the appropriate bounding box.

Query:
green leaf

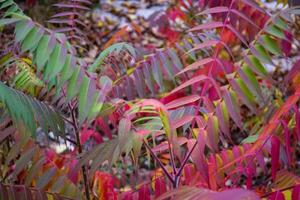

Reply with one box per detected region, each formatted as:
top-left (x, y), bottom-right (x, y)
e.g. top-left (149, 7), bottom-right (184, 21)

top-left (158, 51), bottom-right (174, 79)
top-left (244, 55), bottom-right (268, 78)
top-left (15, 20), bottom-right (34, 43)
top-left (238, 64), bottom-right (264, 103)
top-left (242, 134), bottom-right (258, 143)
top-left (66, 66), bottom-right (81, 100)
top-left (0, 0), bottom-right (14, 9)
top-left (88, 42), bottom-right (136, 72)
top-left (12, 147), bottom-right (37, 179)
top-left (6, 136), bottom-right (29, 165)
top-left (0, 81), bottom-right (65, 135)
top-left (56, 54), bottom-right (75, 92)
top-left (272, 17), bottom-right (288, 30)
top-left (222, 88), bottom-right (242, 129)
top-left (259, 35), bottom-right (281, 56)
top-left (206, 114), bottom-right (219, 151)
top-left (21, 27), bottom-right (44, 52)
top-left (151, 55), bottom-right (165, 91)
top-left (45, 44), bottom-right (67, 81)
top-left (250, 44), bottom-right (272, 64)
top-left (87, 93), bottom-right (103, 121)
top-left (0, 17), bottom-right (21, 27)
top-left (265, 25), bottom-right (285, 39)
top-left (35, 35), bottom-right (56, 70)
top-left (36, 167), bottom-right (57, 189)
top-left (229, 77), bottom-right (256, 112)
top-left (78, 75), bottom-right (90, 123)
top-left (25, 158), bottom-right (45, 186)
top-left (215, 101), bottom-right (230, 139)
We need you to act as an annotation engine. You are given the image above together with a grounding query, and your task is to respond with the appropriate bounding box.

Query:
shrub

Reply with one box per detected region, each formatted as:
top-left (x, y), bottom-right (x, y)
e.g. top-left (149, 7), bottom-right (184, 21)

top-left (0, 0), bottom-right (300, 199)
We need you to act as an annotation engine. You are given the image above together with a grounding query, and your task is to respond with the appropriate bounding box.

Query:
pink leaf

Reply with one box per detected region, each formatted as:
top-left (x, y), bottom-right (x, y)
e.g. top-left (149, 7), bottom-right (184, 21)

top-left (197, 6), bottom-right (229, 15)
top-left (171, 115), bottom-right (194, 130)
top-left (152, 137), bottom-right (187, 153)
top-left (189, 21), bottom-right (224, 32)
top-left (188, 40), bottom-right (220, 53)
top-left (222, 88), bottom-right (242, 128)
top-left (176, 58), bottom-right (215, 75)
top-left (170, 75), bottom-right (221, 97)
top-left (183, 164), bottom-right (196, 185)
top-left (165, 95), bottom-right (200, 110)
top-left (209, 188), bottom-right (260, 200)
top-left (118, 118), bottom-right (131, 136)
top-left (188, 137), bottom-right (208, 181)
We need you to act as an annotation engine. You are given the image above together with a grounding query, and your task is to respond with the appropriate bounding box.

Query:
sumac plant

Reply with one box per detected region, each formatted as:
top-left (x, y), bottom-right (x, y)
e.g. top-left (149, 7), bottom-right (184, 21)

top-left (0, 0), bottom-right (300, 199)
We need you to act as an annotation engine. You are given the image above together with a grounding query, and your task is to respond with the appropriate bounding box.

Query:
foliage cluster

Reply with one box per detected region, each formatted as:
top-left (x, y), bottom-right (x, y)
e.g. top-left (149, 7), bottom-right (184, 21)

top-left (1, 0), bottom-right (300, 199)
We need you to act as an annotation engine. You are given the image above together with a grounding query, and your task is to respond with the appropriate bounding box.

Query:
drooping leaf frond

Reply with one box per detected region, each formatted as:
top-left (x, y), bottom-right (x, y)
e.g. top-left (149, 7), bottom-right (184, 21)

top-left (0, 81), bottom-right (64, 135)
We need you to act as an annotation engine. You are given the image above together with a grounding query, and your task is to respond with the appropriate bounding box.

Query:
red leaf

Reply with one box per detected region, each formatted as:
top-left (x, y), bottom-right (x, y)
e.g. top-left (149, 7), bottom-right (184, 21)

top-left (80, 128), bottom-right (103, 144)
top-left (122, 191), bottom-right (134, 200)
top-left (154, 177), bottom-right (167, 197)
top-left (281, 31), bottom-right (293, 57)
top-left (67, 159), bottom-right (79, 184)
top-left (246, 167), bottom-right (254, 189)
top-left (96, 118), bottom-right (112, 139)
top-left (160, 91), bottom-right (185, 105)
top-left (292, 185), bottom-right (300, 200)
top-left (168, 7), bottom-right (185, 21)
top-left (26, 0), bottom-right (36, 7)
top-left (80, 129), bottom-right (94, 144)
top-left (271, 136), bottom-right (280, 181)
top-left (285, 60), bottom-right (300, 86)
top-left (138, 184), bottom-right (150, 200)
top-left (294, 105), bottom-right (300, 144)
top-left (93, 171), bottom-right (117, 200)
top-left (269, 191), bottom-right (285, 200)
top-left (282, 120), bottom-right (292, 165)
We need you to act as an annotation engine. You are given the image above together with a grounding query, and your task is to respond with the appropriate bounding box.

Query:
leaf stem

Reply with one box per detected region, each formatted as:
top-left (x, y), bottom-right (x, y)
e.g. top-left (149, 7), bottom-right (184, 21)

top-left (143, 140), bottom-right (175, 185)
top-left (174, 140), bottom-right (198, 188)
top-left (68, 103), bottom-right (90, 200)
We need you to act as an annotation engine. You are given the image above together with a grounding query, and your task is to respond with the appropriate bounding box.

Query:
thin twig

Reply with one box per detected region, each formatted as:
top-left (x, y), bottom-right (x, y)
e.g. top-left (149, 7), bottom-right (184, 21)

top-left (61, 115), bottom-right (75, 126)
top-left (68, 103), bottom-right (90, 200)
top-left (143, 140), bottom-right (175, 185)
top-left (177, 140), bottom-right (198, 176)
top-left (168, 137), bottom-right (177, 177)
